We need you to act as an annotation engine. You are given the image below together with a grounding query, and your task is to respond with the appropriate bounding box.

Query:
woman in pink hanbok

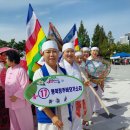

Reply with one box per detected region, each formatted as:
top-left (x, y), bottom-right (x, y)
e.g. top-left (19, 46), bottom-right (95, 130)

top-left (5, 50), bottom-right (34, 130)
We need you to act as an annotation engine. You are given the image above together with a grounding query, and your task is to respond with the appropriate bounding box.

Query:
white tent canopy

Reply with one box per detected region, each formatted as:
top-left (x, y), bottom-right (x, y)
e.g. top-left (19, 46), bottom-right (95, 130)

top-left (110, 56), bottom-right (120, 59)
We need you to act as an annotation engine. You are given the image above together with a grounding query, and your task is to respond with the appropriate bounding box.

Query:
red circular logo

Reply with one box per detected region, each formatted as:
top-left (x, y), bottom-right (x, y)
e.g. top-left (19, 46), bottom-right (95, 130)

top-left (38, 88), bottom-right (50, 99)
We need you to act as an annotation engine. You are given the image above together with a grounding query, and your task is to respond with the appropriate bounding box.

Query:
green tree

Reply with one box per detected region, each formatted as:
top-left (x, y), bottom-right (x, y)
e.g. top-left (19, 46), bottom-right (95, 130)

top-left (0, 38), bottom-right (25, 57)
top-left (91, 24), bottom-right (107, 48)
top-left (107, 31), bottom-right (115, 56)
top-left (91, 24), bottom-right (111, 58)
top-left (78, 20), bottom-right (90, 47)
top-left (109, 43), bottom-right (117, 56)
top-left (99, 37), bottom-right (110, 59)
top-left (14, 40), bottom-right (25, 57)
top-left (0, 39), bottom-right (8, 47)
top-left (107, 31), bottom-right (114, 44)
top-left (116, 43), bottom-right (130, 53)
top-left (8, 39), bottom-right (16, 48)
top-left (91, 24), bottom-right (101, 47)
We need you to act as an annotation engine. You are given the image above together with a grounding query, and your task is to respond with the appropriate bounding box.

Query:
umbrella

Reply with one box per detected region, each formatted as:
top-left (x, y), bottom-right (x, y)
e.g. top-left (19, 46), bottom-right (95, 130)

top-left (0, 47), bottom-right (16, 54)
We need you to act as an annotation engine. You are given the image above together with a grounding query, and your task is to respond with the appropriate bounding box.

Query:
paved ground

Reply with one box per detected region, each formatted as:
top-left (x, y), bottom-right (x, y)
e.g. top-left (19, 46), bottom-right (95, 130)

top-left (84, 65), bottom-right (130, 130)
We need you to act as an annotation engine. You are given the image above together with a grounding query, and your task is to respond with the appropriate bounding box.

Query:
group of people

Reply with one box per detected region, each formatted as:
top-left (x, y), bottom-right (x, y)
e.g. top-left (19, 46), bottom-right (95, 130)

top-left (112, 58), bottom-right (130, 65)
top-left (0, 40), bottom-right (105, 130)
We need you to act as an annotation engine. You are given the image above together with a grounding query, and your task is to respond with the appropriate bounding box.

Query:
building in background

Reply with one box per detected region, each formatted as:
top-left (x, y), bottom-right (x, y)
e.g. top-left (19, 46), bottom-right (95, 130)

top-left (120, 33), bottom-right (130, 45)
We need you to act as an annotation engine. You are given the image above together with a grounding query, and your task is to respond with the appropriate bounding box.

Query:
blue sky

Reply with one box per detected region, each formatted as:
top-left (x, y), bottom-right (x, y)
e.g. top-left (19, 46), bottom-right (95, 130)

top-left (0, 0), bottom-right (130, 42)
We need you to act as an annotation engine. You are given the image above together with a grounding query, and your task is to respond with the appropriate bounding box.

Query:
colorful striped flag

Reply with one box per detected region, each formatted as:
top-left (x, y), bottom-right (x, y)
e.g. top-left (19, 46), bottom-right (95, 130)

top-left (63, 24), bottom-right (80, 51)
top-left (26, 4), bottom-right (46, 80)
top-left (48, 22), bottom-right (63, 52)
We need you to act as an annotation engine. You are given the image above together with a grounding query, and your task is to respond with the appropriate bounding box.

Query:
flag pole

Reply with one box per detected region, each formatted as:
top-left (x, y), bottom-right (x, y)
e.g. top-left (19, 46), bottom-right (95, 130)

top-left (79, 66), bottom-right (110, 116)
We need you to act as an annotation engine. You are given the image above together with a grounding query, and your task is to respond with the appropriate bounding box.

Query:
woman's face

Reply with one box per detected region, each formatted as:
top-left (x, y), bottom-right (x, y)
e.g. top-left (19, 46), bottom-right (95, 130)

top-left (63, 48), bottom-right (75, 64)
top-left (6, 56), bottom-right (14, 67)
top-left (83, 51), bottom-right (89, 60)
top-left (75, 55), bottom-right (83, 65)
top-left (0, 52), bottom-right (6, 62)
top-left (43, 48), bottom-right (59, 67)
top-left (91, 50), bottom-right (99, 59)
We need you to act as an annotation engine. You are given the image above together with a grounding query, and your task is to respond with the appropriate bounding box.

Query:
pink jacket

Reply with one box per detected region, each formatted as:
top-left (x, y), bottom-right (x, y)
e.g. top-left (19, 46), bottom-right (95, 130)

top-left (5, 64), bottom-right (30, 110)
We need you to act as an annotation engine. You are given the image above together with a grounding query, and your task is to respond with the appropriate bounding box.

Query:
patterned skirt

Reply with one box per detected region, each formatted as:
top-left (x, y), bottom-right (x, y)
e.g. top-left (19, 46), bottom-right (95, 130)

top-left (0, 87), bottom-right (10, 130)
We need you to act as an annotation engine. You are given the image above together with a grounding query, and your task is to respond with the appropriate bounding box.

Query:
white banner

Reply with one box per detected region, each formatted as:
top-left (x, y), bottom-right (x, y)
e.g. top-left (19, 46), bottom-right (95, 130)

top-left (24, 75), bottom-right (84, 107)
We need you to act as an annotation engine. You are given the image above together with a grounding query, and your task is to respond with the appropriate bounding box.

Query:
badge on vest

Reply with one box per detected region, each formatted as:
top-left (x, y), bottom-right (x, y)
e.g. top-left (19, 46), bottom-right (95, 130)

top-left (24, 75), bottom-right (84, 107)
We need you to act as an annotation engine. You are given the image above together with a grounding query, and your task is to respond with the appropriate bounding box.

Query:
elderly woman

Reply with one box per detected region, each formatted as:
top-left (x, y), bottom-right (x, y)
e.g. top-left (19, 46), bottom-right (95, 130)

top-left (80, 47), bottom-right (90, 68)
top-left (74, 51), bottom-right (93, 127)
top-left (87, 47), bottom-right (104, 116)
top-left (33, 40), bottom-right (72, 130)
top-left (74, 51), bottom-right (83, 66)
top-left (5, 50), bottom-right (34, 130)
top-left (59, 42), bottom-right (90, 130)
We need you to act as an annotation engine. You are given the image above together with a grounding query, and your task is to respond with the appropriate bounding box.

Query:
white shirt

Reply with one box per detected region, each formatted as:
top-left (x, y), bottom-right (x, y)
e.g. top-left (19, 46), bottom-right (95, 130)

top-left (60, 59), bottom-right (85, 100)
top-left (60, 59), bottom-right (82, 80)
top-left (33, 63), bottom-right (63, 81)
top-left (33, 63), bottom-right (70, 119)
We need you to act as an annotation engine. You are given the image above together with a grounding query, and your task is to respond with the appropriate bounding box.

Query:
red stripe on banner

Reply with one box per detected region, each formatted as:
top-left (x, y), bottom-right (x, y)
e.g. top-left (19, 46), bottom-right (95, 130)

top-left (74, 38), bottom-right (78, 46)
top-left (26, 20), bottom-right (41, 54)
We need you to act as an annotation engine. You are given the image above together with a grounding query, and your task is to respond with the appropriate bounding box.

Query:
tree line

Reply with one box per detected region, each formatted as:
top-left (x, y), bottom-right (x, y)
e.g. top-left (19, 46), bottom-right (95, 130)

top-left (78, 21), bottom-right (130, 59)
top-left (0, 20), bottom-right (130, 59)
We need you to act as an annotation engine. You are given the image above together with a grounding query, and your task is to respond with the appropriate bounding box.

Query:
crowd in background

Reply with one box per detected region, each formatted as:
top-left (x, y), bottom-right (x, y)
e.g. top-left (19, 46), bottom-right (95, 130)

top-left (0, 40), bottom-right (107, 130)
top-left (112, 58), bottom-right (130, 65)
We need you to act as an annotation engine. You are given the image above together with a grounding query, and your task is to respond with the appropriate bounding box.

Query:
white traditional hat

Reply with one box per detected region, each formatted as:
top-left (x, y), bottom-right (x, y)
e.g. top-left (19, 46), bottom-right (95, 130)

top-left (62, 42), bottom-right (74, 52)
top-left (75, 51), bottom-right (82, 56)
top-left (42, 40), bottom-right (58, 52)
top-left (82, 47), bottom-right (90, 52)
top-left (91, 47), bottom-right (99, 51)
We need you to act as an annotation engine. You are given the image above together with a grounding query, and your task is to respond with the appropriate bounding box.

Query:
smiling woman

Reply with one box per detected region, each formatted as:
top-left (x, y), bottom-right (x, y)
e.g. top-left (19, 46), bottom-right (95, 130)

top-left (0, 47), bottom-right (17, 130)
top-left (4, 50), bottom-right (34, 130)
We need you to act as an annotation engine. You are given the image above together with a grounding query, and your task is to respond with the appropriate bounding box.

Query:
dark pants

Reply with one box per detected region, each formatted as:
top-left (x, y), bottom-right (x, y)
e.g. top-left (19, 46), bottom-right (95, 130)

top-left (0, 87), bottom-right (10, 130)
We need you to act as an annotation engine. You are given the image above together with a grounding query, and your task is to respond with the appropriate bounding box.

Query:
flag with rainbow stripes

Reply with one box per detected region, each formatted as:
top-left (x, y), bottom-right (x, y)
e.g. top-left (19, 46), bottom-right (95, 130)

top-left (26, 4), bottom-right (46, 80)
